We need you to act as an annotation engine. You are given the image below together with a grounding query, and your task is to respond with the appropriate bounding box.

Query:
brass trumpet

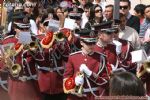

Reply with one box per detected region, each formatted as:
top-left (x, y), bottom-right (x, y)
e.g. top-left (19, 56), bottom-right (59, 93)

top-left (137, 61), bottom-right (150, 78)
top-left (75, 72), bottom-right (84, 95)
top-left (28, 41), bottom-right (38, 51)
top-left (10, 64), bottom-right (21, 77)
top-left (2, 49), bottom-right (21, 77)
top-left (54, 32), bottom-right (65, 42)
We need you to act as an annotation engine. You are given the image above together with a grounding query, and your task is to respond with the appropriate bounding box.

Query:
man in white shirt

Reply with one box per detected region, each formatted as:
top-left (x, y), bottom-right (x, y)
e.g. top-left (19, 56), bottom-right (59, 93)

top-left (81, 2), bottom-right (93, 29)
top-left (119, 13), bottom-right (141, 50)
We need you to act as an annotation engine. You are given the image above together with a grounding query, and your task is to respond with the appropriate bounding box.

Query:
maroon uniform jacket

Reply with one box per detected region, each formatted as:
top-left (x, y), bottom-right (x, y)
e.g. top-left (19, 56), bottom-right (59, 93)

top-left (118, 39), bottom-right (137, 73)
top-left (94, 43), bottom-right (117, 66)
top-left (2, 35), bottom-right (41, 100)
top-left (36, 34), bottom-right (71, 94)
top-left (64, 51), bottom-right (110, 100)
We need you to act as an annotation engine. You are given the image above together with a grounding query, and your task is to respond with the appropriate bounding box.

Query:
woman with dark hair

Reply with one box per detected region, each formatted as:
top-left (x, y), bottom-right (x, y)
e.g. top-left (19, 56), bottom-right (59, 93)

top-left (54, 6), bottom-right (66, 28)
top-left (134, 4), bottom-right (146, 24)
top-left (84, 4), bottom-right (103, 30)
top-left (109, 71), bottom-right (146, 96)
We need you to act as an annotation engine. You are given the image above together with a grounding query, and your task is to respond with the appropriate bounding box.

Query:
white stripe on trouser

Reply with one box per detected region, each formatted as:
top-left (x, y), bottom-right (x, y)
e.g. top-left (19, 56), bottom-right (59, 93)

top-left (83, 87), bottom-right (99, 93)
top-left (38, 66), bottom-right (64, 72)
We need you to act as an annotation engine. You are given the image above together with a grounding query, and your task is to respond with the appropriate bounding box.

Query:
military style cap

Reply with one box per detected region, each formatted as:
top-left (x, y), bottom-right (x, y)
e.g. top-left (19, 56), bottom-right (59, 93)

top-left (13, 11), bottom-right (30, 29)
top-left (68, 7), bottom-right (84, 20)
top-left (76, 29), bottom-right (97, 43)
top-left (93, 21), bottom-right (116, 34)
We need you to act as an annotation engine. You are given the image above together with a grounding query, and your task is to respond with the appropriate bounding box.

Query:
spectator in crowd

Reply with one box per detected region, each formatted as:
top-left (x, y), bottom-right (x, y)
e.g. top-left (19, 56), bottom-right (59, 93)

top-left (81, 2), bottom-right (94, 29)
top-left (104, 4), bottom-right (114, 22)
top-left (134, 4), bottom-right (146, 25)
top-left (109, 71), bottom-right (146, 96)
top-left (78, 0), bottom-right (88, 9)
top-left (54, 6), bottom-right (66, 28)
top-left (118, 13), bottom-right (141, 50)
top-left (85, 4), bottom-right (103, 30)
top-left (140, 5), bottom-right (150, 37)
top-left (120, 0), bottom-right (140, 33)
top-left (93, 0), bottom-right (106, 11)
top-left (68, 7), bottom-right (84, 33)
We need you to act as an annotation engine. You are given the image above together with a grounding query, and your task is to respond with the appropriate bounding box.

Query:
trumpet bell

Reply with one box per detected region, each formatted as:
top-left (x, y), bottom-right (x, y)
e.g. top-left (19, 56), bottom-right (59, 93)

top-left (55, 32), bottom-right (65, 41)
top-left (29, 42), bottom-right (38, 51)
top-left (11, 64), bottom-right (21, 77)
top-left (144, 61), bottom-right (150, 73)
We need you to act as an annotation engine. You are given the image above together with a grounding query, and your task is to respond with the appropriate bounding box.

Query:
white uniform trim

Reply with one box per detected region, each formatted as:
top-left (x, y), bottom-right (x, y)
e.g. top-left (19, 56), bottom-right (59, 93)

top-left (83, 87), bottom-right (99, 93)
top-left (38, 66), bottom-right (64, 72)
top-left (19, 75), bottom-right (37, 82)
top-left (70, 50), bottom-right (82, 56)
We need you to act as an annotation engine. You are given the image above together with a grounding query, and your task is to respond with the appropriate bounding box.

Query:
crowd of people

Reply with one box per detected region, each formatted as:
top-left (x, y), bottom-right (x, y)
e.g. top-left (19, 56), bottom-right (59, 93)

top-left (0, 0), bottom-right (150, 100)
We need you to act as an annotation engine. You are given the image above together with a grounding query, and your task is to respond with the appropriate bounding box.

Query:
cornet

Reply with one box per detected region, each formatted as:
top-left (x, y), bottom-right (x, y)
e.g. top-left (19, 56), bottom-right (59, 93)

top-left (137, 61), bottom-right (150, 78)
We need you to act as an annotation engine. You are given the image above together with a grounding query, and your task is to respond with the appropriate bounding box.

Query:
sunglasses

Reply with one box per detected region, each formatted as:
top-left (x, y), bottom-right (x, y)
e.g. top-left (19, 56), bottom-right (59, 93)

top-left (120, 6), bottom-right (128, 10)
top-left (95, 9), bottom-right (102, 13)
top-left (70, 16), bottom-right (81, 20)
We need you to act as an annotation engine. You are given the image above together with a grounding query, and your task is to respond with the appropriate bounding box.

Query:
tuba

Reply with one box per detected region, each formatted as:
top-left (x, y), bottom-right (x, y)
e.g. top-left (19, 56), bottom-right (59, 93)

top-left (137, 61), bottom-right (150, 78)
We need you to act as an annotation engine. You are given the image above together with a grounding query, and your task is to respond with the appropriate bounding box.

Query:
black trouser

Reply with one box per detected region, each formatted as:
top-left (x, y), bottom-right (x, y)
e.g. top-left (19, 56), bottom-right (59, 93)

top-left (42, 93), bottom-right (67, 100)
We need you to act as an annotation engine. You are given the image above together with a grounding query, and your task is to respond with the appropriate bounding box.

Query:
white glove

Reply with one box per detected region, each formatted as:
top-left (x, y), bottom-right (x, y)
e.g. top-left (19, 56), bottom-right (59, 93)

top-left (75, 75), bottom-right (84, 86)
top-left (113, 40), bottom-right (122, 55)
top-left (80, 64), bottom-right (92, 77)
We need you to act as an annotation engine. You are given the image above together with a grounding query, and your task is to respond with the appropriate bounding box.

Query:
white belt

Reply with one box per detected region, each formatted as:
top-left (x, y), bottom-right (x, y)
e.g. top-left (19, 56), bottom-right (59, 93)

top-left (18, 75), bottom-right (37, 82)
top-left (38, 66), bottom-right (64, 72)
top-left (83, 87), bottom-right (99, 93)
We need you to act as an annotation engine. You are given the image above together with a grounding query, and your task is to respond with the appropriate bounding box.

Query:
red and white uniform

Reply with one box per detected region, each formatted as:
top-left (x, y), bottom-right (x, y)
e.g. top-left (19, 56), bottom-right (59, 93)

top-left (117, 39), bottom-right (137, 73)
top-left (36, 33), bottom-right (71, 94)
top-left (2, 35), bottom-right (42, 100)
top-left (64, 51), bottom-right (110, 100)
top-left (94, 43), bottom-right (117, 66)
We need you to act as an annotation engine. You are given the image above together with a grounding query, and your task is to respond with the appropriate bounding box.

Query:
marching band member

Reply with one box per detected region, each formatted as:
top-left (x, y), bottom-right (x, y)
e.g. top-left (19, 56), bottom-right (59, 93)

top-left (36, 28), bottom-right (71, 100)
top-left (113, 25), bottom-right (137, 74)
top-left (93, 21), bottom-right (118, 68)
top-left (2, 11), bottom-right (42, 100)
top-left (63, 29), bottom-right (111, 100)
top-left (0, 26), bottom-right (9, 100)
